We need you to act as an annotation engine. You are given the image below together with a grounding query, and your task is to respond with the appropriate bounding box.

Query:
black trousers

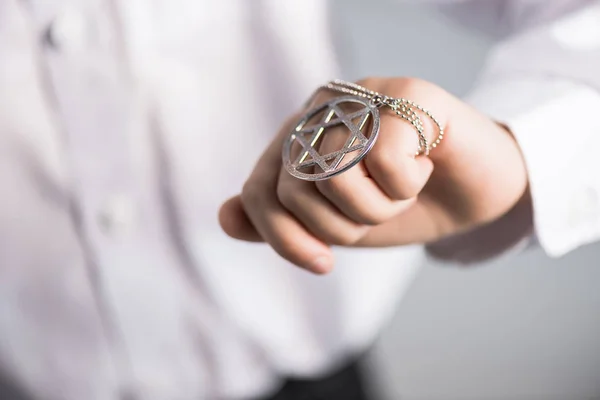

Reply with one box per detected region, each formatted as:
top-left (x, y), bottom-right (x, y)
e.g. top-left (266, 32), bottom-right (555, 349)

top-left (0, 359), bottom-right (372, 400)
top-left (260, 359), bottom-right (372, 400)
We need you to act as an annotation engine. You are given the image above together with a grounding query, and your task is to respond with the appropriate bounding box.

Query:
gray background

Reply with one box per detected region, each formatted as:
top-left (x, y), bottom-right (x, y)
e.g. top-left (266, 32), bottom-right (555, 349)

top-left (331, 2), bottom-right (600, 400)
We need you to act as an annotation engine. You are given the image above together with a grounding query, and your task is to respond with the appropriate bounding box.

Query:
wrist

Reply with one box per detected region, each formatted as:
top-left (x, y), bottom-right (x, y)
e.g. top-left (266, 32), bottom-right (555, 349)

top-left (426, 187), bottom-right (534, 264)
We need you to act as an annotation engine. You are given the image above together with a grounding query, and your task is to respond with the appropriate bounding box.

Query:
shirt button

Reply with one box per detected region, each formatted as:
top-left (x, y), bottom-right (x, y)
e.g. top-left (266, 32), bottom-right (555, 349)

top-left (98, 194), bottom-right (137, 237)
top-left (44, 10), bottom-right (88, 51)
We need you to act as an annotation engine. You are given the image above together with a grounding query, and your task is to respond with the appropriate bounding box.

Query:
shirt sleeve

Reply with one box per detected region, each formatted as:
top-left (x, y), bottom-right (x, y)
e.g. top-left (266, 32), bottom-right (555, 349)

top-left (427, 2), bottom-right (600, 262)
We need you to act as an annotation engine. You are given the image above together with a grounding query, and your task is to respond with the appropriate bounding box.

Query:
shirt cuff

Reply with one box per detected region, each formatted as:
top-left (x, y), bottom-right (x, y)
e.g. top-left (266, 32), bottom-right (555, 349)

top-left (464, 75), bottom-right (600, 258)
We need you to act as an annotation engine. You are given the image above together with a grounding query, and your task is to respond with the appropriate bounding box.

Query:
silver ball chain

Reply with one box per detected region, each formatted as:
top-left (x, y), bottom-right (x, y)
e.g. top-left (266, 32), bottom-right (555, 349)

top-left (317, 79), bottom-right (445, 156)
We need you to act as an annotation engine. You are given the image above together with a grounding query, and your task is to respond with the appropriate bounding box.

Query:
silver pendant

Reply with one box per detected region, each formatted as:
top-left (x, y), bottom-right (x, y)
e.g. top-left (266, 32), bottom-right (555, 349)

top-left (282, 95), bottom-right (380, 181)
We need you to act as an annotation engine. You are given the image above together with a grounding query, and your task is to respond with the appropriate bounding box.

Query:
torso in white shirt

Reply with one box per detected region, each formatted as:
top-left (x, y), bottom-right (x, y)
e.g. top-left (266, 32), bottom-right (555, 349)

top-left (0, 1), bottom-right (424, 399)
top-left (3, 0), bottom-right (599, 398)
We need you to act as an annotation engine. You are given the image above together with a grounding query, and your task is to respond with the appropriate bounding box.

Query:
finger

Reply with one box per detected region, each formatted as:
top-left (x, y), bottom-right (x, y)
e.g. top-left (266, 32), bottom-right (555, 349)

top-left (360, 76), bottom-right (450, 200)
top-left (314, 164), bottom-right (414, 225)
top-left (313, 103), bottom-right (414, 225)
top-left (219, 195), bottom-right (263, 242)
top-left (277, 168), bottom-right (369, 245)
top-left (355, 199), bottom-right (446, 246)
top-left (240, 116), bottom-right (335, 274)
top-left (364, 109), bottom-right (434, 200)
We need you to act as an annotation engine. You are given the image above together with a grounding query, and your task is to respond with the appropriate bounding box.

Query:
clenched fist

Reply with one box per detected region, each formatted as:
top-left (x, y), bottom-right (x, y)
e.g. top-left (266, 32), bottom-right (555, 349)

top-left (219, 77), bottom-right (529, 274)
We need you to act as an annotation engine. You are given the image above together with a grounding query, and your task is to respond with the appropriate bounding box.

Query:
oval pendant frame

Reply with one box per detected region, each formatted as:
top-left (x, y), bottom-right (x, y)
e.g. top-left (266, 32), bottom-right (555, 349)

top-left (282, 95), bottom-right (380, 181)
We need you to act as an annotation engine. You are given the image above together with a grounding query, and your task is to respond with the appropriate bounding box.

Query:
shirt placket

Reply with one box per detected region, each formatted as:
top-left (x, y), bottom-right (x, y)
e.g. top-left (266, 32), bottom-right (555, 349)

top-left (30, 0), bottom-right (138, 396)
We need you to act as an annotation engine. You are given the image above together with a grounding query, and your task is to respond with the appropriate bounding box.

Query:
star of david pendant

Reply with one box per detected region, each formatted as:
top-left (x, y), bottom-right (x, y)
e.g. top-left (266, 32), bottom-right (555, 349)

top-left (282, 95), bottom-right (380, 181)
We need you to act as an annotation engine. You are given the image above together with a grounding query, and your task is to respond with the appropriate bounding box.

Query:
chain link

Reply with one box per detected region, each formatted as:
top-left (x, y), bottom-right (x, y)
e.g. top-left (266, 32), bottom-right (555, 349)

top-left (316, 79), bottom-right (445, 156)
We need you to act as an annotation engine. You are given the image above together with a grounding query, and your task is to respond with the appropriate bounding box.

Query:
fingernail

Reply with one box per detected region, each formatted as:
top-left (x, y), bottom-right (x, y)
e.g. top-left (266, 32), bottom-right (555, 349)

top-left (310, 255), bottom-right (333, 274)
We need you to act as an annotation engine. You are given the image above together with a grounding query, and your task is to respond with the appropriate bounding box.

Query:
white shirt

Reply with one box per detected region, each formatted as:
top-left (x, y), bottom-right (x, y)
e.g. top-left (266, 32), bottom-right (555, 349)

top-left (0, 1), bottom-right (599, 399)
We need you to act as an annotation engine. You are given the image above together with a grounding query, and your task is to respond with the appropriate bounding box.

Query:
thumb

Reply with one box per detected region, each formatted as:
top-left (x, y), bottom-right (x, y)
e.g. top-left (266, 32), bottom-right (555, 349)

top-left (219, 196), bottom-right (264, 242)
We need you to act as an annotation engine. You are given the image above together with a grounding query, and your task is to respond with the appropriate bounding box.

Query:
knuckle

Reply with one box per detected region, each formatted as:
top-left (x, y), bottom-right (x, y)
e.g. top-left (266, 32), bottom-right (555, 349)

top-left (345, 199), bottom-right (390, 225)
top-left (241, 181), bottom-right (265, 209)
top-left (355, 77), bottom-right (444, 102)
top-left (399, 174), bottom-right (423, 198)
top-left (281, 112), bottom-right (302, 131)
top-left (357, 209), bottom-right (389, 226)
top-left (315, 175), bottom-right (345, 198)
top-left (316, 177), bottom-right (389, 225)
top-left (273, 236), bottom-right (302, 264)
top-left (355, 77), bottom-right (379, 90)
top-left (369, 150), bottom-right (423, 199)
top-left (397, 76), bottom-right (432, 92)
top-left (393, 77), bottom-right (446, 101)
top-left (276, 182), bottom-right (296, 209)
top-left (399, 76), bottom-right (426, 89)
top-left (369, 146), bottom-right (397, 175)
top-left (327, 227), bottom-right (365, 246)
